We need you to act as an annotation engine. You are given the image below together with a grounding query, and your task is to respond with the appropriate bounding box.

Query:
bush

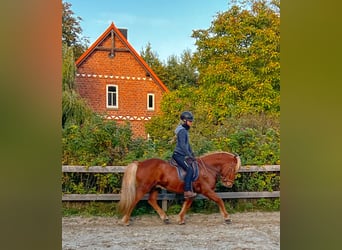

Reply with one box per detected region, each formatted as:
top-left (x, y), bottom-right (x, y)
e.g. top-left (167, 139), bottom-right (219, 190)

top-left (225, 127), bottom-right (280, 165)
top-left (62, 116), bottom-right (132, 166)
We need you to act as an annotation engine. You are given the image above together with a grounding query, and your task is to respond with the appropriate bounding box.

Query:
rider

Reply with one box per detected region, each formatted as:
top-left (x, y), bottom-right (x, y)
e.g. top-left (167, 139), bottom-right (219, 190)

top-left (172, 111), bottom-right (197, 199)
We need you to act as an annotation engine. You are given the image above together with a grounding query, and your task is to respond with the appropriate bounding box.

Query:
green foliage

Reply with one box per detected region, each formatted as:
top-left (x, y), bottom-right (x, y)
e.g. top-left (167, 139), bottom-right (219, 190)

top-left (62, 89), bottom-right (93, 128)
top-left (62, 172), bottom-right (123, 194)
top-left (62, 1), bottom-right (89, 59)
top-left (140, 45), bottom-right (198, 90)
top-left (226, 127), bottom-right (280, 165)
top-left (125, 137), bottom-right (173, 162)
top-left (131, 201), bottom-right (157, 216)
top-left (62, 43), bottom-right (76, 91)
top-left (191, 0), bottom-right (280, 114)
top-left (147, 95), bottom-right (280, 165)
top-left (62, 117), bottom-right (132, 166)
top-left (62, 40), bottom-right (93, 128)
top-left (62, 202), bottom-right (119, 217)
top-left (166, 204), bottom-right (182, 215)
top-left (232, 172), bottom-right (280, 192)
top-left (140, 42), bottom-right (168, 83)
top-left (191, 200), bottom-right (220, 213)
top-left (256, 198), bottom-right (280, 210)
top-left (163, 50), bottom-right (198, 90)
top-left (146, 3), bottom-right (281, 165)
top-left (62, 198), bottom-right (279, 216)
top-left (222, 198), bottom-right (280, 212)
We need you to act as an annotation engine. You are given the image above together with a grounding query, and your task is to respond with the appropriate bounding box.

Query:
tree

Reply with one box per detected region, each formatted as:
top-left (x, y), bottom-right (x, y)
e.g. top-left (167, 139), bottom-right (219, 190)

top-left (62, 2), bottom-right (92, 127)
top-left (141, 44), bottom-right (198, 91)
top-left (146, 0), bottom-right (280, 164)
top-left (164, 50), bottom-right (198, 90)
top-left (62, 1), bottom-right (89, 59)
top-left (62, 43), bottom-right (92, 127)
top-left (62, 43), bottom-right (75, 91)
top-left (192, 0), bottom-right (280, 115)
top-left (140, 42), bottom-right (166, 81)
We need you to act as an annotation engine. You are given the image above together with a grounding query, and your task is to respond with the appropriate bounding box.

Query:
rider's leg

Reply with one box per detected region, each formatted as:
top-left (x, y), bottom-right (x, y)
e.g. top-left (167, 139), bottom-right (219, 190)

top-left (172, 153), bottom-right (196, 198)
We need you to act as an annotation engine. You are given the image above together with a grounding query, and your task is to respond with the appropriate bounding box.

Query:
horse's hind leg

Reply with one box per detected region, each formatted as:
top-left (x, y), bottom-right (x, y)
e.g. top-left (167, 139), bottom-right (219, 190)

top-left (148, 188), bottom-right (169, 223)
top-left (121, 189), bottom-right (147, 226)
top-left (121, 201), bottom-right (138, 226)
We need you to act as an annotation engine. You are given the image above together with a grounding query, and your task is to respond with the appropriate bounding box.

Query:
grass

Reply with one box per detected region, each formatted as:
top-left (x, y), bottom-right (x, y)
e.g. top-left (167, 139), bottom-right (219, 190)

top-left (62, 198), bottom-right (280, 217)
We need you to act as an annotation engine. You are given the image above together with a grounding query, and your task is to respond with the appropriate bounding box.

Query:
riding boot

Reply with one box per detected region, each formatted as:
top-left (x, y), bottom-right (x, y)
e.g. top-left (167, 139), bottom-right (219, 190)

top-left (183, 166), bottom-right (196, 198)
top-left (184, 190), bottom-right (197, 199)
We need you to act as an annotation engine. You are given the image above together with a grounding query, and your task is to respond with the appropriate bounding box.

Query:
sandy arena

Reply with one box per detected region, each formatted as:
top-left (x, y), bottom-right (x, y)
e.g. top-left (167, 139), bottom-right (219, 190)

top-left (62, 211), bottom-right (280, 249)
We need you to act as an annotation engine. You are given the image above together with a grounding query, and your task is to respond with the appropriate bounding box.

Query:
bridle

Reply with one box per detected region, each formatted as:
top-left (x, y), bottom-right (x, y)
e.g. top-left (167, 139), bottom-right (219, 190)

top-left (198, 158), bottom-right (235, 183)
top-left (221, 164), bottom-right (236, 184)
top-left (221, 176), bottom-right (235, 184)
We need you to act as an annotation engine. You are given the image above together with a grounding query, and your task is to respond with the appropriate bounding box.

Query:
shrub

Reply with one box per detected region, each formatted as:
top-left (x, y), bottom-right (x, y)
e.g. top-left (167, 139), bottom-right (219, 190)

top-left (62, 117), bottom-right (132, 166)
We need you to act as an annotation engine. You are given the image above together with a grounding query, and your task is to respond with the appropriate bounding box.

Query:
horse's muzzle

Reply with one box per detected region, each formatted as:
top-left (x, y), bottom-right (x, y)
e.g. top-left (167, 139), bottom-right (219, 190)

top-left (223, 181), bottom-right (233, 188)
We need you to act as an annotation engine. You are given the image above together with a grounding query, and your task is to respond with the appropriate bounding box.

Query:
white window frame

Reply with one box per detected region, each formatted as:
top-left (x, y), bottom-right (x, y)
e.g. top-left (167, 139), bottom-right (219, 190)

top-left (147, 93), bottom-right (155, 111)
top-left (106, 84), bottom-right (118, 108)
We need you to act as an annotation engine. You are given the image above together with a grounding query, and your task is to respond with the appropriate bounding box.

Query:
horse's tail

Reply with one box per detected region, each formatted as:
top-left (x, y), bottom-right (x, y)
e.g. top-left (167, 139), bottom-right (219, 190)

top-left (234, 154), bottom-right (241, 173)
top-left (118, 161), bottom-right (138, 214)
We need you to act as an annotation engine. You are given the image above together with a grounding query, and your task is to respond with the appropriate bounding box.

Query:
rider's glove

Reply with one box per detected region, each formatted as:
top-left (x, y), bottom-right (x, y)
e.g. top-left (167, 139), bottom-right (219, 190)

top-left (185, 156), bottom-right (196, 166)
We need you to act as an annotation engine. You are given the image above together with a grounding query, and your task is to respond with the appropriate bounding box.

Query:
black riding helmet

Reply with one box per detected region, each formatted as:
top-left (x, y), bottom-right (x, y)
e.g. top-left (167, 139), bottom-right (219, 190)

top-left (180, 111), bottom-right (194, 122)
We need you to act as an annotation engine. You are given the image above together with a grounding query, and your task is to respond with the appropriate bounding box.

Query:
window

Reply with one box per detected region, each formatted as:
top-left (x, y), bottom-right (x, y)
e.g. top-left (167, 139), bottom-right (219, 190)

top-left (147, 93), bottom-right (155, 111)
top-left (107, 85), bottom-right (118, 108)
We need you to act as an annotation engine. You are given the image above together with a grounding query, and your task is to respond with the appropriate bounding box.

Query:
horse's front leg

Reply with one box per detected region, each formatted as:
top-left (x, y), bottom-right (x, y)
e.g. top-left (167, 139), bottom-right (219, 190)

top-left (203, 190), bottom-right (232, 224)
top-left (178, 198), bottom-right (194, 225)
top-left (148, 188), bottom-right (169, 224)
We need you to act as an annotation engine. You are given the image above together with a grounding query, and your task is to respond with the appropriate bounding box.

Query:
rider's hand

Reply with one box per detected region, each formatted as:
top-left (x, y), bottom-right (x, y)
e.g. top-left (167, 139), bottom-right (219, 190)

top-left (185, 156), bottom-right (195, 165)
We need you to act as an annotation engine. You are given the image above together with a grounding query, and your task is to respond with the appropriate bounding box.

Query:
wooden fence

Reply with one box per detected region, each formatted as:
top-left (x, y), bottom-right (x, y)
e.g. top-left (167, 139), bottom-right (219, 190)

top-left (62, 165), bottom-right (280, 210)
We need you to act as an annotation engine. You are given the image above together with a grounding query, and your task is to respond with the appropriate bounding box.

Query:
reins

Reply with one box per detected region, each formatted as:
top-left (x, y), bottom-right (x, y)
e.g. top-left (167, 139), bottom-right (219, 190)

top-left (198, 157), bottom-right (210, 177)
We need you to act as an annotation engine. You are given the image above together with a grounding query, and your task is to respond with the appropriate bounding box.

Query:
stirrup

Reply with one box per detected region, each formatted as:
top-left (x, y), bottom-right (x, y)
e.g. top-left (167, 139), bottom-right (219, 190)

top-left (184, 191), bottom-right (197, 199)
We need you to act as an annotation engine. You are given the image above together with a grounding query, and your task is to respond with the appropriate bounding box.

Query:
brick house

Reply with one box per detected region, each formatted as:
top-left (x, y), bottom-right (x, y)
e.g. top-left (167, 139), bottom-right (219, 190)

top-left (75, 22), bottom-right (169, 138)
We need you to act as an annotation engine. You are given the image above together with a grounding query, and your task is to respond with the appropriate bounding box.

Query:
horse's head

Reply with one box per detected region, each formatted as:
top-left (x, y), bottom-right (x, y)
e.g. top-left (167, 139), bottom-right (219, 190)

top-left (220, 154), bottom-right (241, 188)
top-left (200, 152), bottom-right (241, 188)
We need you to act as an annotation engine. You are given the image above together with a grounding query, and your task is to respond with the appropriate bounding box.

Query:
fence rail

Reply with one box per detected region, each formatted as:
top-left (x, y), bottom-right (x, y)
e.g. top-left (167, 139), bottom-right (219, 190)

top-left (62, 165), bottom-right (280, 173)
top-left (62, 164), bottom-right (280, 209)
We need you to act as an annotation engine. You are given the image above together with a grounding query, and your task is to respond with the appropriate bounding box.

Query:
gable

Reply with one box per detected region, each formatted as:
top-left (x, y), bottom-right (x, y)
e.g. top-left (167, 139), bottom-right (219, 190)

top-left (76, 22), bottom-right (168, 93)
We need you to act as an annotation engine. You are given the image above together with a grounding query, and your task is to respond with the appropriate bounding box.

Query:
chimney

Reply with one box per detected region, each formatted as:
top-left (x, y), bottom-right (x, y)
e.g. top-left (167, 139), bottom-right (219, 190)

top-left (118, 28), bottom-right (128, 40)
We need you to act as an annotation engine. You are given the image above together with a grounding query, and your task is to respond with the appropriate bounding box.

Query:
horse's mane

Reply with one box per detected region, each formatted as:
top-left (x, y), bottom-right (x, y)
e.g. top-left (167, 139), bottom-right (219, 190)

top-left (200, 151), bottom-right (236, 158)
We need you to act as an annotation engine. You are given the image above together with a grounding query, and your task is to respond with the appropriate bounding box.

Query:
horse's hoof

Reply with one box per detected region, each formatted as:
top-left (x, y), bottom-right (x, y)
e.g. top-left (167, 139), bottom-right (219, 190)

top-left (163, 218), bottom-right (170, 224)
top-left (120, 221), bottom-right (130, 226)
top-left (225, 218), bottom-right (232, 224)
top-left (178, 221), bottom-right (185, 225)
top-left (120, 219), bottom-right (130, 226)
top-left (122, 221), bottom-right (130, 226)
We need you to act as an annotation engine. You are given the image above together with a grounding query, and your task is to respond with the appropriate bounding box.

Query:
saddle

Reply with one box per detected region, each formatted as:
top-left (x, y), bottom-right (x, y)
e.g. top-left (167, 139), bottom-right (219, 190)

top-left (169, 158), bottom-right (199, 182)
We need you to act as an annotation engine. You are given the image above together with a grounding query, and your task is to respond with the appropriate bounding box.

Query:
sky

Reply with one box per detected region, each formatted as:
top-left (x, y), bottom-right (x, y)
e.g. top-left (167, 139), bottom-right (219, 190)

top-left (65, 0), bottom-right (231, 62)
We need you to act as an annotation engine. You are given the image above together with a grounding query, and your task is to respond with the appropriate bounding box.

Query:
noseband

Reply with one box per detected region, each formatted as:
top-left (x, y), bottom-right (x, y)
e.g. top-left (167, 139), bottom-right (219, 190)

top-left (221, 165), bottom-right (236, 184)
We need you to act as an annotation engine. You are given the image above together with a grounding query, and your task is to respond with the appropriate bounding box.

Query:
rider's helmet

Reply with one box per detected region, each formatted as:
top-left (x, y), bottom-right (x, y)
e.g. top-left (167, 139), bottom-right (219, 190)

top-left (180, 111), bottom-right (194, 122)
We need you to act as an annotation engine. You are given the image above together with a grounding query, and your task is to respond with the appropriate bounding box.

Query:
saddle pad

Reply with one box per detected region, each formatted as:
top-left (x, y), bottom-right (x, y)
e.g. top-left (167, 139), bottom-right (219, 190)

top-left (169, 158), bottom-right (199, 182)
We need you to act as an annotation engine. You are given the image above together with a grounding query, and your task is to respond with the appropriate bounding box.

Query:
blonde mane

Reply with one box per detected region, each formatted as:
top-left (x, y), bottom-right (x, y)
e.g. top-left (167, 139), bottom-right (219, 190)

top-left (200, 151), bottom-right (236, 158)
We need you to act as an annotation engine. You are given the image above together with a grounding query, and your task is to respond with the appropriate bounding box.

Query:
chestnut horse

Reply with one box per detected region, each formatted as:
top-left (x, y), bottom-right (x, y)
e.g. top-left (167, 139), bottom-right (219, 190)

top-left (118, 151), bottom-right (241, 225)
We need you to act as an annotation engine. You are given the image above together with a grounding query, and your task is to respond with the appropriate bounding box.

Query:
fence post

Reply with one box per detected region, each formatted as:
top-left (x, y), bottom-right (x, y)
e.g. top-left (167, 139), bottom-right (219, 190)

top-left (161, 189), bottom-right (168, 211)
